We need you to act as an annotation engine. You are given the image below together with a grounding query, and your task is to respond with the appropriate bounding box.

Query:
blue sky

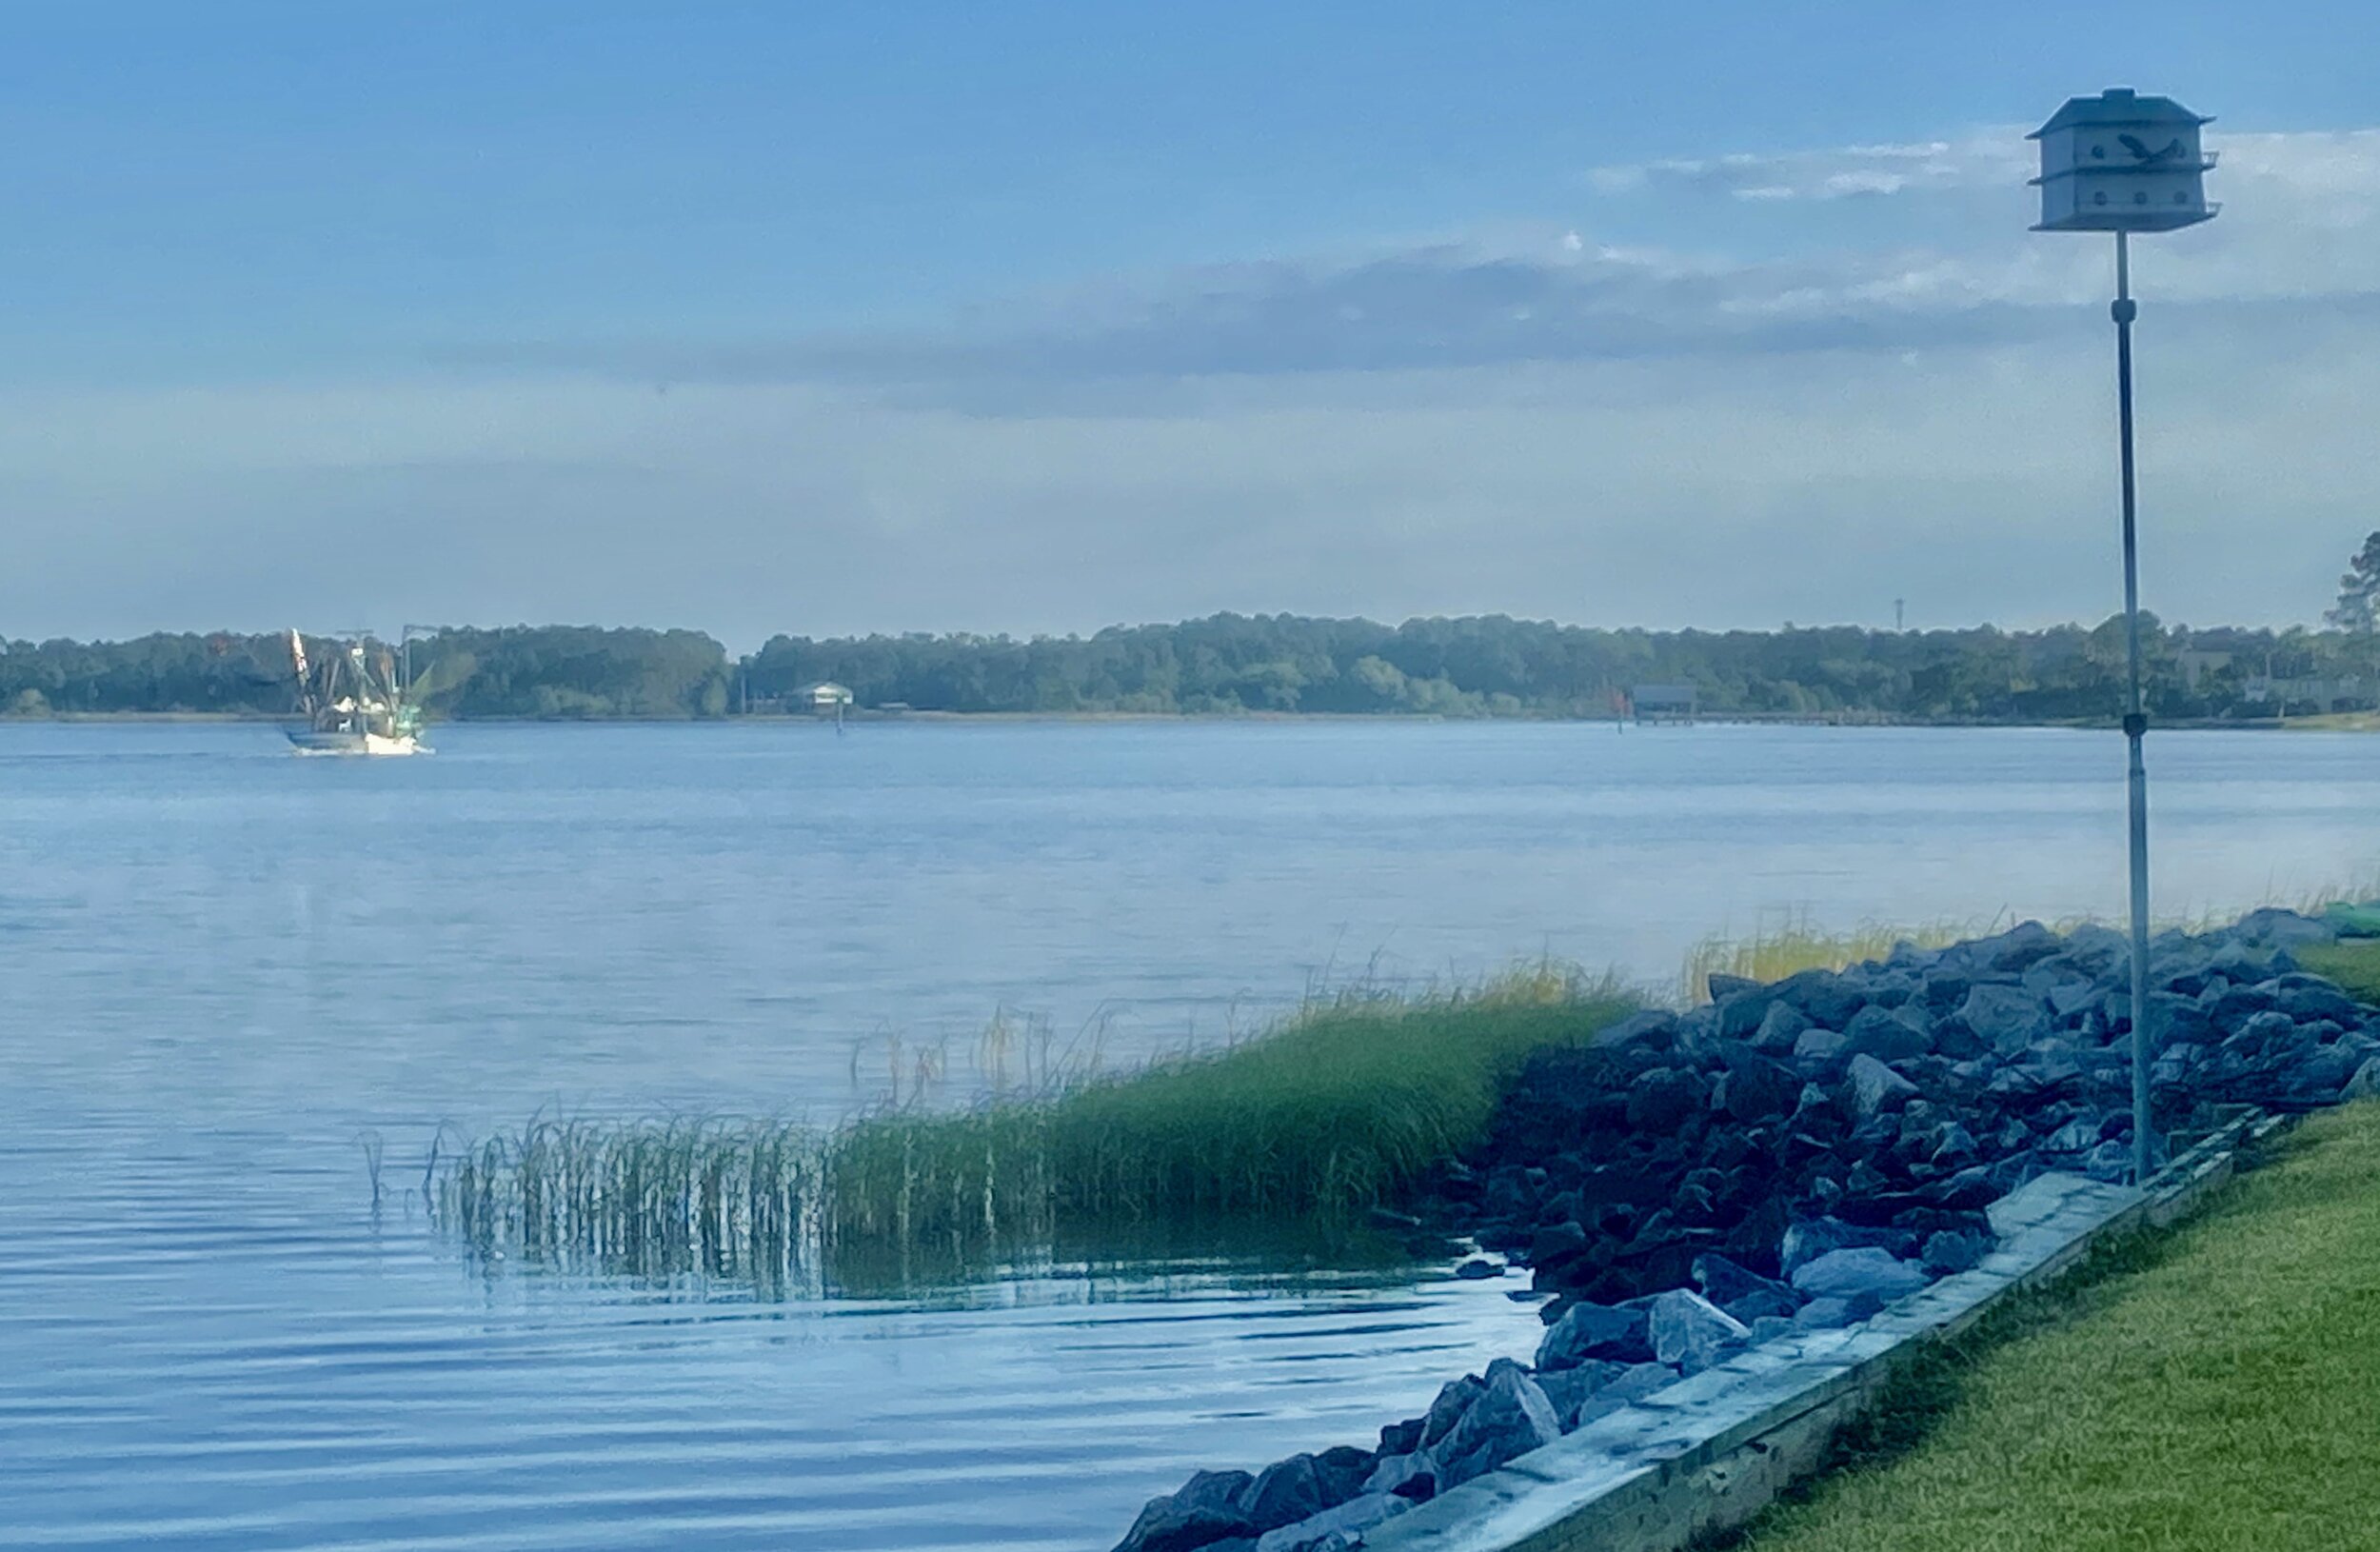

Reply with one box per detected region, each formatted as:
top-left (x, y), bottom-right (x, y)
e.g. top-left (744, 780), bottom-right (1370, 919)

top-left (5, 2), bottom-right (2378, 644)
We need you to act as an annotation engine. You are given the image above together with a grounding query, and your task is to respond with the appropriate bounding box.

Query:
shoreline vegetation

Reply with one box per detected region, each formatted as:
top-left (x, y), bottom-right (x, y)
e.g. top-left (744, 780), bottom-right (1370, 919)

top-left (433, 913), bottom-right (2380, 1298)
top-left (437, 964), bottom-right (1637, 1294)
top-left (9, 613), bottom-right (2380, 724)
top-left (10, 707), bottom-right (2363, 733)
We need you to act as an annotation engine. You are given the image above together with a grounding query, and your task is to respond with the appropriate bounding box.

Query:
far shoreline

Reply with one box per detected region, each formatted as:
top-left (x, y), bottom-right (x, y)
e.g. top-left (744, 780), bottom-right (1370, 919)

top-left (7, 709), bottom-right (2370, 733)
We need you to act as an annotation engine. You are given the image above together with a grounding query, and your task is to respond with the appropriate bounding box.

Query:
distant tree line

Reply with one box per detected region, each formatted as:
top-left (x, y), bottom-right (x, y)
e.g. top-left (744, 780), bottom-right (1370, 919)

top-left (0, 626), bottom-right (730, 721)
top-left (743, 613), bottom-right (2380, 722)
top-left (9, 610), bottom-right (2374, 724)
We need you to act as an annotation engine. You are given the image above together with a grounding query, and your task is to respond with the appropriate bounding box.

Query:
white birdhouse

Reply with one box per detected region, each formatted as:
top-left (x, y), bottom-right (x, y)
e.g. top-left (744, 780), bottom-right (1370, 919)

top-left (2030, 88), bottom-right (2215, 232)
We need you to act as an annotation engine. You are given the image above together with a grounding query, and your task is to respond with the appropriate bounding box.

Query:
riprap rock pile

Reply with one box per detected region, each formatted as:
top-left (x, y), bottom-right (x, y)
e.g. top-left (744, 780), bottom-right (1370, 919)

top-left (1113, 910), bottom-right (2378, 1552)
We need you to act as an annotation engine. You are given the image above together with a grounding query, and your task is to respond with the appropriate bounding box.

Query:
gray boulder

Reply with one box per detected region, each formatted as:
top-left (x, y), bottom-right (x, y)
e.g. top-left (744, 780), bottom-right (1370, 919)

top-left (2293, 1045), bottom-right (2363, 1097)
top-left (1240, 1456), bottom-right (1330, 1534)
top-left (1958, 984), bottom-right (2050, 1056)
top-left (1928, 1121), bottom-right (1981, 1166)
top-left (1360, 1451), bottom-right (1436, 1502)
top-left (1417, 1375), bottom-right (1483, 1449)
top-left (1778, 1217), bottom-right (1912, 1280)
top-left (2046, 976), bottom-right (2104, 1020)
top-left (1713, 1050), bottom-right (1799, 1123)
top-left (1254, 1492), bottom-right (1409, 1552)
top-left (1671, 1005), bottom-right (1723, 1057)
top-left (1964, 920), bottom-right (2064, 973)
top-left (2280, 981), bottom-right (2363, 1025)
top-left (2345, 1057), bottom-right (2380, 1101)
top-left (1625, 1066), bottom-right (1709, 1130)
top-left (1693, 1252), bottom-right (1800, 1320)
top-left (1536, 1301), bottom-right (1654, 1370)
top-left (2208, 937), bottom-right (2276, 983)
top-left (1920, 1228), bottom-right (1987, 1275)
top-left (1790, 1246), bottom-right (1932, 1308)
top-left (2083, 1140), bottom-right (2133, 1183)
top-left (1775, 966), bottom-right (1868, 1029)
top-left (1711, 982), bottom-right (1776, 1041)
top-left (1646, 1288), bottom-right (1751, 1372)
top-left (2207, 983), bottom-right (2281, 1027)
top-left (1845, 1053), bottom-right (1921, 1119)
top-left (1566, 1362), bottom-right (1681, 1428)
top-left (1794, 1027), bottom-right (1851, 1073)
top-left (1532, 1360), bottom-right (1621, 1424)
top-left (1753, 1000), bottom-right (1813, 1055)
top-left (2043, 1117), bottom-right (2102, 1154)
top-left (1842, 1005), bottom-right (1932, 1063)
top-left (1433, 1367), bottom-right (1560, 1486)
top-left (1791, 1296), bottom-right (1856, 1329)
top-left (2224, 1009), bottom-right (2300, 1054)
top-left (2231, 907), bottom-right (2337, 950)
top-left (2064, 922), bottom-right (2130, 969)
top-left (1115, 1469), bottom-right (1259, 1552)
top-left (1866, 969), bottom-right (1921, 1008)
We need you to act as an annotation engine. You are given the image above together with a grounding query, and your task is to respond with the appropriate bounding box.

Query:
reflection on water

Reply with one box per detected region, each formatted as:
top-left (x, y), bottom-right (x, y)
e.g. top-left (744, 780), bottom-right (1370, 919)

top-left (430, 1113), bottom-right (1435, 1303)
top-left (5, 721), bottom-right (2377, 1551)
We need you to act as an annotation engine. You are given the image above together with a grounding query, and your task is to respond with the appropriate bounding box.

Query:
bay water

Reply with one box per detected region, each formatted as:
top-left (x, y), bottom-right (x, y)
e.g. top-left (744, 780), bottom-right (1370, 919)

top-left (3, 720), bottom-right (2372, 1550)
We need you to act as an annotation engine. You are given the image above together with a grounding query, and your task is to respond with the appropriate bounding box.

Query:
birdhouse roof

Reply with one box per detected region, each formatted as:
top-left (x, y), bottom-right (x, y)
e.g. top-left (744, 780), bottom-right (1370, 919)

top-left (2030, 88), bottom-right (2210, 137)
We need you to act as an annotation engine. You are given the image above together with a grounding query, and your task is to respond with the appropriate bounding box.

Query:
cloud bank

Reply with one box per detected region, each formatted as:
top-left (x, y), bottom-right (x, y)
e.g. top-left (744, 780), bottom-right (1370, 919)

top-left (7, 126), bottom-right (2378, 647)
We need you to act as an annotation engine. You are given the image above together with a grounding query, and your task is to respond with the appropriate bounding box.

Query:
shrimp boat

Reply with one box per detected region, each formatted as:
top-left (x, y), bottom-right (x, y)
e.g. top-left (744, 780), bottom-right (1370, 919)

top-left (285, 629), bottom-right (428, 755)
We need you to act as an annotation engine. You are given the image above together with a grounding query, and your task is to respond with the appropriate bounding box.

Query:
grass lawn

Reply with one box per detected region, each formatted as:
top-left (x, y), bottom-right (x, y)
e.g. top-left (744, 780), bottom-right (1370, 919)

top-left (2300, 938), bottom-right (2380, 1004)
top-left (1731, 1100), bottom-right (2380, 1552)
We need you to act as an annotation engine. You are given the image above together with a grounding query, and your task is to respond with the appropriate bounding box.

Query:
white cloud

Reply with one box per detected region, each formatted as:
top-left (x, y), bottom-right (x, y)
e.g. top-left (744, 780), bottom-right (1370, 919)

top-left (1592, 133), bottom-right (2035, 203)
top-left (426, 128), bottom-right (2379, 404)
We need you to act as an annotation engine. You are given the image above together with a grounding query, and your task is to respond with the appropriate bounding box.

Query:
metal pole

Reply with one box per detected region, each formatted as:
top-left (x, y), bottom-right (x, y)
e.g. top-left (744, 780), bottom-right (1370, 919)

top-left (2112, 229), bottom-right (2155, 1184)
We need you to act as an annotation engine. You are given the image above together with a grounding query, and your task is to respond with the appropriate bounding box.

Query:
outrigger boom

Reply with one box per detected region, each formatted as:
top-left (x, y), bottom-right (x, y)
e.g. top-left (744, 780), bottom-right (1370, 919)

top-left (286, 629), bottom-right (428, 756)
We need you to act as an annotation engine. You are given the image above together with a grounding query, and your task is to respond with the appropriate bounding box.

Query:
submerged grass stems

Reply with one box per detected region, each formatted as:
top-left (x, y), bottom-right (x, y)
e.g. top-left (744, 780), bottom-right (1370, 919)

top-left (442, 1117), bottom-right (827, 1297)
top-left (435, 962), bottom-right (1635, 1291)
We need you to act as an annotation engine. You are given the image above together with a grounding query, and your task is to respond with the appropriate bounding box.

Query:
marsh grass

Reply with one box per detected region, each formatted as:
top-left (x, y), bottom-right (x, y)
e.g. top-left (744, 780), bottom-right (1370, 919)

top-left (440, 1118), bottom-right (828, 1297)
top-left (434, 961), bottom-right (1635, 1293)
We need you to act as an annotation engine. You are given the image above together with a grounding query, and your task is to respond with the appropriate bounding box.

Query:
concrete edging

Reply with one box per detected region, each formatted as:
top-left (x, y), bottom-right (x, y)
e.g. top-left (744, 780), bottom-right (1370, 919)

top-left (1362, 1111), bottom-right (2289, 1552)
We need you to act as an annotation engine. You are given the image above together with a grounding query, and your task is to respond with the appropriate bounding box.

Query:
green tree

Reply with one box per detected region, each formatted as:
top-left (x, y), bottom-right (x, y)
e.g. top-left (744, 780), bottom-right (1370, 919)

top-left (2329, 531), bottom-right (2380, 633)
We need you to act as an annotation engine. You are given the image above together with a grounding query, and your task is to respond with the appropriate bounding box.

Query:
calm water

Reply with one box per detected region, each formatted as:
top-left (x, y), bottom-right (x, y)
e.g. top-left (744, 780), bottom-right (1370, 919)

top-left (3, 720), bottom-right (2374, 1550)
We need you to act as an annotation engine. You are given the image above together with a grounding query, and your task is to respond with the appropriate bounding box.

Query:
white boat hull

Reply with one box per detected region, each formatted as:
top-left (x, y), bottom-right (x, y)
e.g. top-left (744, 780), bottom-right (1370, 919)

top-left (287, 728), bottom-right (426, 756)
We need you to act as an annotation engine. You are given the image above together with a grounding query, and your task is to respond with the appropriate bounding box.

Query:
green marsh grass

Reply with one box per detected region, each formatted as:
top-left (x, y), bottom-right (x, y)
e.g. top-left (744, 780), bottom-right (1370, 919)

top-left (435, 962), bottom-right (1636, 1292)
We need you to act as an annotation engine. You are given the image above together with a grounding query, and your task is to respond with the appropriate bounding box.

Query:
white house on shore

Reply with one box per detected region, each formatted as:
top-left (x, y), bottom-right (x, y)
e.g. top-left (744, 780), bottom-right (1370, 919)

top-left (803, 682), bottom-right (854, 715)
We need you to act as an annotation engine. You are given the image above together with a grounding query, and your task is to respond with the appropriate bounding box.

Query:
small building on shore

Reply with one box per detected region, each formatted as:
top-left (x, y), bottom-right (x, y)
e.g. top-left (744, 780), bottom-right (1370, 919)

top-left (803, 682), bottom-right (855, 716)
top-left (2245, 675), bottom-right (2373, 714)
top-left (1629, 684), bottom-right (1698, 722)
